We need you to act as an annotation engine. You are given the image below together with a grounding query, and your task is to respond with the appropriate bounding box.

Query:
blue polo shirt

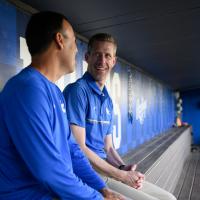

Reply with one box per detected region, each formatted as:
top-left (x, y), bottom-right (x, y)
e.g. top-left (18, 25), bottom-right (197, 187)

top-left (0, 67), bottom-right (105, 200)
top-left (63, 72), bottom-right (113, 159)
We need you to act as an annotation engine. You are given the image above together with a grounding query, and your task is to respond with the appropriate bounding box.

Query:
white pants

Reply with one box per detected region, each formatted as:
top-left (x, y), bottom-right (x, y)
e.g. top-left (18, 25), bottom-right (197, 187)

top-left (103, 176), bottom-right (176, 200)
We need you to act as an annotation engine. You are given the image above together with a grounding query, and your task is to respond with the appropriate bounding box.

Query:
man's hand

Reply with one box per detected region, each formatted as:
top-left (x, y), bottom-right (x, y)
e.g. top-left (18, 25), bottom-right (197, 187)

top-left (100, 187), bottom-right (126, 200)
top-left (122, 164), bottom-right (137, 171)
top-left (120, 164), bottom-right (145, 189)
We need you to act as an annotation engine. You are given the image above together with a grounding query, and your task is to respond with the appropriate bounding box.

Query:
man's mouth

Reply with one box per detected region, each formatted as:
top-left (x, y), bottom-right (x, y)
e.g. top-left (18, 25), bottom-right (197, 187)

top-left (95, 66), bottom-right (106, 71)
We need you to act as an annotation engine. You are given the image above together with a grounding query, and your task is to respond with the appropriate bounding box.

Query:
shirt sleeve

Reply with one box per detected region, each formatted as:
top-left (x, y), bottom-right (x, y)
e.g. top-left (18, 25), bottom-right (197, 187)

top-left (69, 133), bottom-right (106, 191)
top-left (63, 83), bottom-right (87, 127)
top-left (3, 84), bottom-right (103, 200)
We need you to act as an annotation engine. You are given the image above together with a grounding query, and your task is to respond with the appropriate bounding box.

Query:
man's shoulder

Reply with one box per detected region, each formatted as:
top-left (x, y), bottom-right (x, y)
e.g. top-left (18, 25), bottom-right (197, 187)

top-left (2, 68), bottom-right (31, 91)
top-left (2, 67), bottom-right (51, 101)
top-left (10, 67), bottom-right (46, 87)
top-left (64, 77), bottom-right (89, 94)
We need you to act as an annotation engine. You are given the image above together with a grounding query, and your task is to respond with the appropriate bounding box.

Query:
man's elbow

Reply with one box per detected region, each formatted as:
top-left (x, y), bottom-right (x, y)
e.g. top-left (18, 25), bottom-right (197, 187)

top-left (80, 144), bottom-right (89, 153)
top-left (32, 166), bottom-right (55, 185)
top-left (104, 146), bottom-right (113, 154)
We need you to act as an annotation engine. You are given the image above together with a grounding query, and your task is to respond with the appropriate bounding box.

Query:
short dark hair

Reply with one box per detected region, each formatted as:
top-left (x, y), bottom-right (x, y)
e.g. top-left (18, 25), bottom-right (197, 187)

top-left (25, 11), bottom-right (68, 56)
top-left (87, 33), bottom-right (117, 54)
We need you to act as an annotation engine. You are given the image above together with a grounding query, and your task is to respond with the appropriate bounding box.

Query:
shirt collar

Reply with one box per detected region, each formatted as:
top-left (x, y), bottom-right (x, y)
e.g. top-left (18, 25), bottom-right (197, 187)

top-left (83, 72), bottom-right (109, 98)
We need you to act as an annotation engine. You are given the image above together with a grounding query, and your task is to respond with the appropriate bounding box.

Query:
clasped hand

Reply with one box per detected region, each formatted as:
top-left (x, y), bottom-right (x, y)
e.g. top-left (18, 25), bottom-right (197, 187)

top-left (121, 164), bottom-right (145, 189)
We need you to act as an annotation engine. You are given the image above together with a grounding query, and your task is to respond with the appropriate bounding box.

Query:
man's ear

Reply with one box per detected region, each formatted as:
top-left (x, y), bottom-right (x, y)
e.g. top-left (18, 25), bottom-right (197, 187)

top-left (113, 56), bottom-right (117, 66)
top-left (55, 32), bottom-right (64, 49)
top-left (85, 52), bottom-right (89, 63)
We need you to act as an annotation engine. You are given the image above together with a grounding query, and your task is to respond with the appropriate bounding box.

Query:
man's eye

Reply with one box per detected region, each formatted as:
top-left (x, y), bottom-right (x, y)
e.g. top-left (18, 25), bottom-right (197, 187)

top-left (106, 54), bottom-right (112, 59)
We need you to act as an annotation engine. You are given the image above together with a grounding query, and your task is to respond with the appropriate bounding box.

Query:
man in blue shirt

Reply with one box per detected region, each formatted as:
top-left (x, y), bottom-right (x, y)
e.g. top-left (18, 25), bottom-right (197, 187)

top-left (0, 12), bottom-right (125, 200)
top-left (63, 33), bottom-right (176, 200)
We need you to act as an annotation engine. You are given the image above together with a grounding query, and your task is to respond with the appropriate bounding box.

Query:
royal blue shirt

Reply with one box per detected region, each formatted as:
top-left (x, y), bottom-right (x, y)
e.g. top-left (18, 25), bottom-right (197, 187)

top-left (63, 72), bottom-right (113, 159)
top-left (0, 67), bottom-right (105, 200)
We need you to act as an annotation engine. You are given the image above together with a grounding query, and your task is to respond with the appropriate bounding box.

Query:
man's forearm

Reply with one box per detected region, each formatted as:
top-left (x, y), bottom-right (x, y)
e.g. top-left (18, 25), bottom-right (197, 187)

top-left (82, 145), bottom-right (125, 181)
top-left (69, 125), bottom-right (126, 182)
top-left (106, 147), bottom-right (126, 168)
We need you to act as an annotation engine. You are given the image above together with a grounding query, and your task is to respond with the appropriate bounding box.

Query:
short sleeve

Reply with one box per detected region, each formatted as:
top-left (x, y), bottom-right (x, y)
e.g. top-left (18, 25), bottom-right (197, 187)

top-left (63, 84), bottom-right (87, 128)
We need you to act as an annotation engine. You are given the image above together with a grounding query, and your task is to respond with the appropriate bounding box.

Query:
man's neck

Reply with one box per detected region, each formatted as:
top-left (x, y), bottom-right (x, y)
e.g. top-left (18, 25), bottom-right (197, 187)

top-left (86, 71), bottom-right (105, 91)
top-left (31, 53), bottom-right (62, 83)
top-left (96, 81), bottom-right (105, 91)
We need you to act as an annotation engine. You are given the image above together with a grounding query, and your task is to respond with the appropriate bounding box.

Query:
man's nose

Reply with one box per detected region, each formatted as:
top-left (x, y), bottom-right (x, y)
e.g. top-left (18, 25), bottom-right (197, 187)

top-left (97, 54), bottom-right (106, 64)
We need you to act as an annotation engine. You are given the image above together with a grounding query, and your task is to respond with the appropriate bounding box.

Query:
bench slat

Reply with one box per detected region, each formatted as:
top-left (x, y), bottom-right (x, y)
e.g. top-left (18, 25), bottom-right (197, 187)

top-left (190, 152), bottom-right (200, 200)
top-left (177, 152), bottom-right (199, 200)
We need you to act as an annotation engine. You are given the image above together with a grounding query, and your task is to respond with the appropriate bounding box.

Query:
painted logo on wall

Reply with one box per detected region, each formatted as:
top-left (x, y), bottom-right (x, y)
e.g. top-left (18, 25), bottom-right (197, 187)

top-left (136, 97), bottom-right (147, 125)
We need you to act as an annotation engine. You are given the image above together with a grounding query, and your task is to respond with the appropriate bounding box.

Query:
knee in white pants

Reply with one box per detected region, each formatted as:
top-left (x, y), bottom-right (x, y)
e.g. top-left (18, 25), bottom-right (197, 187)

top-left (163, 192), bottom-right (176, 200)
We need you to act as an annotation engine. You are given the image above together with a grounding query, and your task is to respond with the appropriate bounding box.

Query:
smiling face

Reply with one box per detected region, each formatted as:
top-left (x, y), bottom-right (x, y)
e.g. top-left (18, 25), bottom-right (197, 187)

top-left (85, 40), bottom-right (116, 88)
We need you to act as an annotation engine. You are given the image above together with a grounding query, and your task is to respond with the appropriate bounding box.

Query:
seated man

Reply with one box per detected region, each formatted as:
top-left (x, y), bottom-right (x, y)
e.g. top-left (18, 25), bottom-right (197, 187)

top-left (0, 12), bottom-right (125, 200)
top-left (63, 33), bottom-right (176, 200)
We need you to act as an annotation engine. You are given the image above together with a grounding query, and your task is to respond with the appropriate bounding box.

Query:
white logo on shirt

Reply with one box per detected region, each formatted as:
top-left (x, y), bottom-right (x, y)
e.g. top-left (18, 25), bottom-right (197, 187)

top-left (61, 103), bottom-right (66, 113)
top-left (106, 107), bottom-right (110, 115)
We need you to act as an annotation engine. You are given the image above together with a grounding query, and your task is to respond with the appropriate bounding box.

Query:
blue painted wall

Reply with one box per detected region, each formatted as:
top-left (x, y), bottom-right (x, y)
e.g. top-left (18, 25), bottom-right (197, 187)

top-left (182, 89), bottom-right (200, 145)
top-left (0, 0), bottom-right (176, 155)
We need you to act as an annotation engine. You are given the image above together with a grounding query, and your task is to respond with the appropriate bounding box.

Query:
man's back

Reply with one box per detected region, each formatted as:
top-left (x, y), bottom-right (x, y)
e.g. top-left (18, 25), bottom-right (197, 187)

top-left (0, 66), bottom-right (106, 200)
top-left (0, 67), bottom-right (57, 199)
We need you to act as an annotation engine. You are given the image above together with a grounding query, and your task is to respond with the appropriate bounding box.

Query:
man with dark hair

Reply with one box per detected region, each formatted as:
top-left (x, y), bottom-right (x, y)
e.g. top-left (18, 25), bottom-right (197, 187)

top-left (63, 33), bottom-right (177, 200)
top-left (0, 12), bottom-right (125, 200)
